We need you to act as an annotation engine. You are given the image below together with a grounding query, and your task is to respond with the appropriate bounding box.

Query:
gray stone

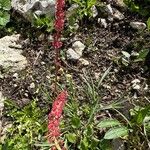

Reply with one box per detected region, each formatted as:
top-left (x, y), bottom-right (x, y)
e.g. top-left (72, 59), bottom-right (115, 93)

top-left (131, 79), bottom-right (140, 84)
top-left (113, 9), bottom-right (124, 20)
top-left (112, 139), bottom-right (125, 150)
top-left (130, 21), bottom-right (146, 30)
top-left (67, 48), bottom-right (81, 60)
top-left (98, 18), bottom-right (107, 28)
top-left (115, 0), bottom-right (127, 9)
top-left (66, 4), bottom-right (79, 18)
top-left (106, 4), bottom-right (113, 15)
top-left (72, 41), bottom-right (85, 56)
top-left (11, 0), bottom-right (55, 21)
top-left (131, 79), bottom-right (141, 90)
top-left (91, 5), bottom-right (98, 18)
top-left (79, 58), bottom-right (90, 66)
top-left (0, 34), bottom-right (27, 72)
top-left (0, 91), bottom-right (5, 114)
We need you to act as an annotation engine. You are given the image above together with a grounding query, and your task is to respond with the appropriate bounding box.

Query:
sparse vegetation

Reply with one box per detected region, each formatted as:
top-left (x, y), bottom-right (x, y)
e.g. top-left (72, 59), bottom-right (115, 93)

top-left (0, 0), bottom-right (150, 149)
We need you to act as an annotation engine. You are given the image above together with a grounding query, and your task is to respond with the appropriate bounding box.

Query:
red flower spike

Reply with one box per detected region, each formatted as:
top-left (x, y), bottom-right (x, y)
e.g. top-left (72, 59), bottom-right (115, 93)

top-left (48, 90), bottom-right (68, 142)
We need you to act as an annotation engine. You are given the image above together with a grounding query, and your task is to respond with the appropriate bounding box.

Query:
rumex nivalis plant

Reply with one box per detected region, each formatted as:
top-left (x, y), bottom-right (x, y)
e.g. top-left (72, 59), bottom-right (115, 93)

top-left (48, 0), bottom-right (67, 148)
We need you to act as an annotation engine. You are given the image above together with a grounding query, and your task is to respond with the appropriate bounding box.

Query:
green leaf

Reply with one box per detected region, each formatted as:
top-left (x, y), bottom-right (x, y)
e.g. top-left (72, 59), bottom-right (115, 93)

top-left (80, 137), bottom-right (89, 150)
top-left (66, 133), bottom-right (77, 143)
top-left (134, 49), bottom-right (149, 62)
top-left (100, 139), bottom-right (112, 150)
top-left (0, 0), bottom-right (11, 10)
top-left (134, 106), bottom-right (150, 125)
top-left (97, 119), bottom-right (121, 128)
top-left (147, 17), bottom-right (150, 31)
top-left (104, 127), bottom-right (128, 139)
top-left (0, 11), bottom-right (10, 26)
top-left (71, 116), bottom-right (81, 128)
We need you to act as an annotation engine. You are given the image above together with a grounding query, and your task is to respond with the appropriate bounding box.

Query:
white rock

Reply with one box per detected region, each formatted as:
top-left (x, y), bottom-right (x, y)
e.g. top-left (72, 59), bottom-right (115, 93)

top-left (113, 9), bottom-right (124, 20)
top-left (115, 0), bottom-right (127, 8)
top-left (131, 79), bottom-right (140, 84)
top-left (79, 58), bottom-right (90, 66)
top-left (72, 41), bottom-right (85, 56)
top-left (132, 84), bottom-right (140, 90)
top-left (131, 51), bottom-right (139, 57)
top-left (11, 0), bottom-right (55, 21)
top-left (0, 34), bottom-right (27, 72)
top-left (91, 5), bottom-right (98, 18)
top-left (106, 4), bottom-right (113, 15)
top-left (130, 22), bottom-right (146, 30)
top-left (144, 84), bottom-right (148, 90)
top-left (98, 18), bottom-right (107, 28)
top-left (30, 82), bottom-right (35, 89)
top-left (0, 91), bottom-right (5, 113)
top-left (13, 73), bottom-right (19, 78)
top-left (67, 48), bottom-right (81, 60)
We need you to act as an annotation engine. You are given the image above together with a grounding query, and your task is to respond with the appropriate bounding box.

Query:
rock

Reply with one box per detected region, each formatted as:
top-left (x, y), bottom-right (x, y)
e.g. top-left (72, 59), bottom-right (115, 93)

top-left (11, 0), bottom-right (55, 21)
top-left (67, 4), bottom-right (79, 18)
top-left (79, 58), bottom-right (90, 66)
top-left (30, 82), bottom-right (35, 89)
top-left (67, 48), bottom-right (81, 60)
top-left (0, 91), bottom-right (5, 114)
top-left (113, 9), bottom-right (124, 20)
top-left (0, 91), bottom-right (5, 142)
top-left (112, 138), bottom-right (125, 150)
top-left (106, 4), bottom-right (113, 15)
top-left (131, 79), bottom-right (140, 84)
top-left (72, 41), bottom-right (85, 56)
top-left (144, 84), bottom-right (148, 90)
top-left (130, 22), bottom-right (146, 30)
top-left (0, 34), bottom-right (27, 72)
top-left (98, 18), bottom-right (107, 28)
top-left (131, 79), bottom-right (141, 90)
top-left (132, 84), bottom-right (140, 90)
top-left (13, 73), bottom-right (19, 78)
top-left (97, 4), bottom-right (113, 18)
top-left (91, 5), bottom-right (98, 18)
top-left (115, 0), bottom-right (127, 9)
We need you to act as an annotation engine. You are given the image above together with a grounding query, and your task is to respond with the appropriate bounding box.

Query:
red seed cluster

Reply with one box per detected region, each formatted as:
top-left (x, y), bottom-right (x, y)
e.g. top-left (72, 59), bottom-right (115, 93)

top-left (52, 0), bottom-right (65, 49)
top-left (48, 90), bottom-right (68, 142)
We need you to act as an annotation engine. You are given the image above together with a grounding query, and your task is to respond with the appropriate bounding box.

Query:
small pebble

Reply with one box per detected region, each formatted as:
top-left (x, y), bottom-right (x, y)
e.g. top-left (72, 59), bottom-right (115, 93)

top-left (30, 82), bottom-right (35, 89)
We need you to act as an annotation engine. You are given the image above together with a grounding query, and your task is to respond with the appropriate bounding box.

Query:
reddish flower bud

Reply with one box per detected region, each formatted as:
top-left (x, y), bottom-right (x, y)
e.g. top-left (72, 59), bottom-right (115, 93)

top-left (48, 90), bottom-right (68, 142)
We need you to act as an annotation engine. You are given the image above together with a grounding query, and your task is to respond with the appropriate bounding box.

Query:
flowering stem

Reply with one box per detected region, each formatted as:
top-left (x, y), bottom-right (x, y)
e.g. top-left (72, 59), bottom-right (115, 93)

top-left (52, 0), bottom-right (65, 93)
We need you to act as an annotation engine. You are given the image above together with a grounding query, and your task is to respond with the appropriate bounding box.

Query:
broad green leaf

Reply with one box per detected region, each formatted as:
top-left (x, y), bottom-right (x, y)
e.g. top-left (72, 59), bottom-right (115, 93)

top-left (97, 119), bottom-right (121, 128)
top-left (104, 127), bottom-right (128, 139)
top-left (66, 133), bottom-right (77, 143)
top-left (134, 49), bottom-right (149, 62)
top-left (71, 116), bottom-right (81, 128)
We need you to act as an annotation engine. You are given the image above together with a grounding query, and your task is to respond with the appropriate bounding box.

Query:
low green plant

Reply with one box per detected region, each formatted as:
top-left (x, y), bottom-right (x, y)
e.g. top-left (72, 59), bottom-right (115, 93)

top-left (32, 14), bottom-right (54, 32)
top-left (124, 0), bottom-right (150, 17)
top-left (67, 0), bottom-right (97, 28)
top-left (57, 67), bottom-right (132, 149)
top-left (0, 0), bottom-right (11, 26)
top-left (2, 100), bottom-right (47, 150)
